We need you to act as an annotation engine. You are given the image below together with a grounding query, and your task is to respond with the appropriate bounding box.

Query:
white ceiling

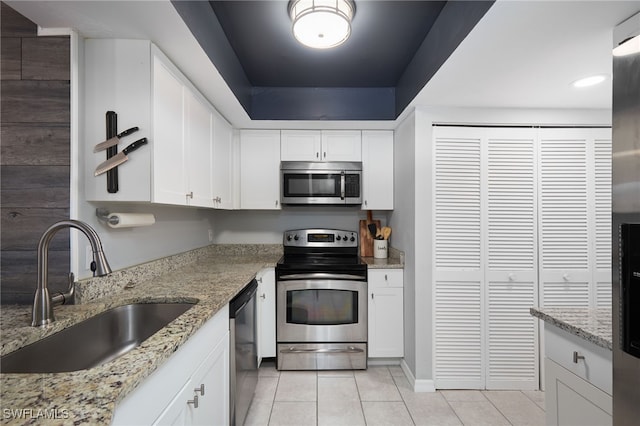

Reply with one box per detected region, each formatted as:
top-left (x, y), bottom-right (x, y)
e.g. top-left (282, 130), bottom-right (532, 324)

top-left (6, 0), bottom-right (640, 128)
top-left (412, 0), bottom-right (640, 111)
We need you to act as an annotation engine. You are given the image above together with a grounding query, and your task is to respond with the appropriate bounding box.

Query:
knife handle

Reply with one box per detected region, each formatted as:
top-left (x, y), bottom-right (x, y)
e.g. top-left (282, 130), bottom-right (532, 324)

top-left (117, 126), bottom-right (139, 138)
top-left (123, 137), bottom-right (148, 154)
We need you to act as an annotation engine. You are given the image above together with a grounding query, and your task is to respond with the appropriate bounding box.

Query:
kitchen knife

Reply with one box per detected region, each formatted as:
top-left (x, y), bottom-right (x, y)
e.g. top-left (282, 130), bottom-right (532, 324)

top-left (94, 138), bottom-right (147, 176)
top-left (94, 127), bottom-right (139, 152)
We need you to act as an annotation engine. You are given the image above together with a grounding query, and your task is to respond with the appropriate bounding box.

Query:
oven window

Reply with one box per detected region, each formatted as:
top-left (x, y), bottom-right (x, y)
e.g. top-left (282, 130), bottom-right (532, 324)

top-left (286, 289), bottom-right (358, 325)
top-left (283, 173), bottom-right (340, 197)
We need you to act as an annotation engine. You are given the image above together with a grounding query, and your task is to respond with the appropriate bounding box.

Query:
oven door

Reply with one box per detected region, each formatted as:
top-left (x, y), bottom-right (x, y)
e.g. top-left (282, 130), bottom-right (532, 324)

top-left (277, 279), bottom-right (367, 343)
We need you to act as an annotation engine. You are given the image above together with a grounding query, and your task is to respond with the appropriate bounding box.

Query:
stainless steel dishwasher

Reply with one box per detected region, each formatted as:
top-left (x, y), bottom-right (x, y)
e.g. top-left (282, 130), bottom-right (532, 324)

top-left (229, 279), bottom-right (258, 426)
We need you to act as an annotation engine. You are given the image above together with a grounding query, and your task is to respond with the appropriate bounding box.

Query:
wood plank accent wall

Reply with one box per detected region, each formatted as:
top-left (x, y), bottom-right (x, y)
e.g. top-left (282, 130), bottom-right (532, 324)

top-left (1, 2), bottom-right (71, 304)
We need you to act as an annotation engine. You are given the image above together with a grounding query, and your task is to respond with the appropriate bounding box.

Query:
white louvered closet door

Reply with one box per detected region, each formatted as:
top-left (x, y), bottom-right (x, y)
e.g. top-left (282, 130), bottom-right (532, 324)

top-left (538, 129), bottom-right (591, 307)
top-left (433, 127), bottom-right (484, 389)
top-left (592, 130), bottom-right (612, 308)
top-left (485, 128), bottom-right (539, 390)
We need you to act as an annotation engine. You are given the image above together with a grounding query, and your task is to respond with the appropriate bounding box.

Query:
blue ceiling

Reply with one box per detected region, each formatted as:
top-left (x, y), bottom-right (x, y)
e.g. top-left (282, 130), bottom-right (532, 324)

top-left (172, 1), bottom-right (494, 121)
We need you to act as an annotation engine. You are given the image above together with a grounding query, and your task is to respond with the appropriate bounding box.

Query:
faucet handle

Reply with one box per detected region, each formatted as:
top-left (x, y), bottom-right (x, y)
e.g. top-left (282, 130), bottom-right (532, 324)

top-left (51, 273), bottom-right (76, 307)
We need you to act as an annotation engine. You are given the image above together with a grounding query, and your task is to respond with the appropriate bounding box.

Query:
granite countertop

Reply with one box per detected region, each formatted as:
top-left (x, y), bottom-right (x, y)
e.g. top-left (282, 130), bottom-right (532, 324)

top-left (361, 247), bottom-right (404, 269)
top-left (0, 246), bottom-right (280, 425)
top-left (530, 306), bottom-right (612, 350)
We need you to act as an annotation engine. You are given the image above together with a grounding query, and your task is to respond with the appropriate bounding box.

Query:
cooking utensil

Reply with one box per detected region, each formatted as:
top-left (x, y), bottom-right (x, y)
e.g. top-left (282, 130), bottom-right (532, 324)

top-left (94, 126), bottom-right (139, 152)
top-left (368, 223), bottom-right (377, 237)
top-left (94, 137), bottom-right (147, 176)
top-left (382, 226), bottom-right (392, 240)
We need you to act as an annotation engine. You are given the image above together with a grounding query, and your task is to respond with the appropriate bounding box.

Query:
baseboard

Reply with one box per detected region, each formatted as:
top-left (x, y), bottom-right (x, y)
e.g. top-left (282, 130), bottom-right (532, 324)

top-left (400, 359), bottom-right (436, 392)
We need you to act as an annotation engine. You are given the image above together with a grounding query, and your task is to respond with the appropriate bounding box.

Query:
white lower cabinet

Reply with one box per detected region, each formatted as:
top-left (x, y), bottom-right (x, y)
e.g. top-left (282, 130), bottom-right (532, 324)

top-left (257, 267), bottom-right (276, 363)
top-left (112, 305), bottom-right (230, 426)
top-left (368, 269), bottom-right (404, 358)
top-left (544, 325), bottom-right (612, 426)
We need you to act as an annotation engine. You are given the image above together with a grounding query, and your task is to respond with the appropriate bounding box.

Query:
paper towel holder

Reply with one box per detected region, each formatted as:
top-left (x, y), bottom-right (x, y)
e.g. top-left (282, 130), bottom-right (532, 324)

top-left (95, 208), bottom-right (155, 228)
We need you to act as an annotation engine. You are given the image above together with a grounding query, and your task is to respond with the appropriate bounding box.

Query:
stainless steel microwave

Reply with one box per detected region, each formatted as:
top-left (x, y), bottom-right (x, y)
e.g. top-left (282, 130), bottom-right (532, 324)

top-left (280, 161), bottom-right (362, 206)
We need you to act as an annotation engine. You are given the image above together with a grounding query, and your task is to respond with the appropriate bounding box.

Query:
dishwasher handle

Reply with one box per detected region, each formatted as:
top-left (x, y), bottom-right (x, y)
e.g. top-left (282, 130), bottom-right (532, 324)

top-left (230, 279), bottom-right (258, 318)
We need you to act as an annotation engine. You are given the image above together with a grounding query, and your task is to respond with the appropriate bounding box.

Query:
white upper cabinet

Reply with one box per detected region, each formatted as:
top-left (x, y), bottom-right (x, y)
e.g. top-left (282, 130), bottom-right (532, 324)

top-left (211, 111), bottom-right (234, 210)
top-left (280, 130), bottom-right (322, 161)
top-left (239, 130), bottom-right (281, 210)
top-left (84, 39), bottom-right (230, 209)
top-left (361, 130), bottom-right (394, 210)
top-left (281, 130), bottom-right (361, 162)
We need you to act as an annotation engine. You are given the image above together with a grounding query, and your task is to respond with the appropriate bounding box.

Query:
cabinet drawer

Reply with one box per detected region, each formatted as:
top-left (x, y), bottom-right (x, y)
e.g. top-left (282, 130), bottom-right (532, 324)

top-left (369, 269), bottom-right (403, 288)
top-left (545, 325), bottom-right (612, 394)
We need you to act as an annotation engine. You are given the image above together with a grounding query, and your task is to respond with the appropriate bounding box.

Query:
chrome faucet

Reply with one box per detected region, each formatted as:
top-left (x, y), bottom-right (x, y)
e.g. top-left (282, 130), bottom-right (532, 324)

top-left (32, 220), bottom-right (112, 327)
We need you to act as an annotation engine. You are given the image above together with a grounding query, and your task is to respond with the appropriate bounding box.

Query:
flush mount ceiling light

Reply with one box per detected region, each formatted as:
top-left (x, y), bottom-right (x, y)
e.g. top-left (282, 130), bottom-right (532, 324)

top-left (571, 74), bottom-right (608, 88)
top-left (288, 0), bottom-right (355, 49)
top-left (613, 34), bottom-right (640, 57)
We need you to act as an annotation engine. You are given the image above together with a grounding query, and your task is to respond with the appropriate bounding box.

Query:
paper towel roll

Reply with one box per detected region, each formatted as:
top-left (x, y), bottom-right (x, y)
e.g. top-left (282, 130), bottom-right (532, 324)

top-left (107, 213), bottom-right (155, 228)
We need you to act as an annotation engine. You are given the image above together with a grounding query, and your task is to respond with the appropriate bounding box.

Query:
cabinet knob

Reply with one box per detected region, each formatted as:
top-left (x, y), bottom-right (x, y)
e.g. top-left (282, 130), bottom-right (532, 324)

top-left (194, 383), bottom-right (205, 395)
top-left (214, 196), bottom-right (222, 203)
top-left (187, 394), bottom-right (199, 408)
top-left (573, 351), bottom-right (585, 363)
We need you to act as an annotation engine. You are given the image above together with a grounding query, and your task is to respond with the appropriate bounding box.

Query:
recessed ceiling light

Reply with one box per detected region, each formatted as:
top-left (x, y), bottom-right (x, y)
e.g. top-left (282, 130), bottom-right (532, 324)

top-left (571, 74), bottom-right (607, 88)
top-left (289, 0), bottom-right (355, 49)
top-left (613, 34), bottom-right (640, 57)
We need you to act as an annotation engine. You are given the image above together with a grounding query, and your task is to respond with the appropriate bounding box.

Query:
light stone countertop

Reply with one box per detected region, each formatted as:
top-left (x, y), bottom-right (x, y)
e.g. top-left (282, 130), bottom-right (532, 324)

top-left (0, 245), bottom-right (281, 425)
top-left (530, 306), bottom-right (612, 350)
top-left (361, 247), bottom-right (405, 269)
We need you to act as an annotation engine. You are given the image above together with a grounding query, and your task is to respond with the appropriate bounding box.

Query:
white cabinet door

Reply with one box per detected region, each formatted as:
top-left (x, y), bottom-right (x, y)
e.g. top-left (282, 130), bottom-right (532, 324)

top-left (545, 358), bottom-right (612, 426)
top-left (152, 54), bottom-right (187, 205)
top-left (153, 380), bottom-right (194, 426)
top-left (212, 112), bottom-right (234, 210)
top-left (257, 268), bottom-right (276, 362)
top-left (485, 128), bottom-right (538, 390)
top-left (281, 130), bottom-right (322, 161)
top-left (368, 269), bottom-right (404, 358)
top-left (433, 127), bottom-right (484, 389)
top-left (361, 130), bottom-right (394, 210)
top-left (191, 332), bottom-right (230, 426)
top-left (185, 90), bottom-right (214, 208)
top-left (321, 130), bottom-right (362, 161)
top-left (240, 130), bottom-right (281, 210)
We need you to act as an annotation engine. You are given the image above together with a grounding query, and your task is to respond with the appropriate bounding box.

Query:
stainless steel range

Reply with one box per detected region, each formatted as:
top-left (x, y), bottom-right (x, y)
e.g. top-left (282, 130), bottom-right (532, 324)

top-left (276, 229), bottom-right (368, 370)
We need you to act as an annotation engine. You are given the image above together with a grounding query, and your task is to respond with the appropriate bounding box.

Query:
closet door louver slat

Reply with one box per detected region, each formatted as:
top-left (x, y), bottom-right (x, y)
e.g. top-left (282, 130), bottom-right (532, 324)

top-left (593, 133), bottom-right (612, 308)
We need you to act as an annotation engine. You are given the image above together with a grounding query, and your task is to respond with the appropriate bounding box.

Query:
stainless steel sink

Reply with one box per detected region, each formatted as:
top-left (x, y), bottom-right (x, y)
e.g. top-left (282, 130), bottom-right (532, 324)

top-left (1, 302), bottom-right (194, 374)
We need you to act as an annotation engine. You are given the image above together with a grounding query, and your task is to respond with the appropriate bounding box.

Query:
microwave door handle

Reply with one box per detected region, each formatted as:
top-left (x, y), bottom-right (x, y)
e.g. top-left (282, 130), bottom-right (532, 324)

top-left (340, 172), bottom-right (346, 200)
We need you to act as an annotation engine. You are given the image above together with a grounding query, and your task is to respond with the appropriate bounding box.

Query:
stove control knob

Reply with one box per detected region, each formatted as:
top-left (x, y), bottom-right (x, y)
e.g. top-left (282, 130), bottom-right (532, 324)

top-left (294, 235), bottom-right (299, 241)
top-left (343, 235), bottom-right (348, 241)
top-left (350, 235), bottom-right (356, 242)
top-left (286, 235), bottom-right (293, 241)
top-left (336, 235), bottom-right (341, 241)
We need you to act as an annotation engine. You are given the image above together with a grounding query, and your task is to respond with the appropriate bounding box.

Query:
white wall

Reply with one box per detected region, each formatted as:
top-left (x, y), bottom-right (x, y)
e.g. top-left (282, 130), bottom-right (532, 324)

top-left (388, 112), bottom-right (418, 376)
top-left (212, 209), bottom-right (388, 244)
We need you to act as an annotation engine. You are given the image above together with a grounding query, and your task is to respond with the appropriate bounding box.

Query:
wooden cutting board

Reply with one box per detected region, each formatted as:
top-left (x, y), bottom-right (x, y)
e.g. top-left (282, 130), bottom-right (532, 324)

top-left (359, 211), bottom-right (380, 257)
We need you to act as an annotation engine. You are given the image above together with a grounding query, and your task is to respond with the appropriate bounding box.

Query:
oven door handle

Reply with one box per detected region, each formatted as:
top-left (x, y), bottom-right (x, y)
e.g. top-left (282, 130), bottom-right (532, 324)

top-left (280, 346), bottom-right (364, 354)
top-left (340, 171), bottom-right (346, 200)
top-left (278, 273), bottom-right (366, 281)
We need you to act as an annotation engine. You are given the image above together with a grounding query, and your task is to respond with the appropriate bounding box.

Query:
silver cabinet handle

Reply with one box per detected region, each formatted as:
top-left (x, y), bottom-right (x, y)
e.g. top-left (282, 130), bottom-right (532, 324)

top-left (275, 200), bottom-right (279, 207)
top-left (371, 293), bottom-right (374, 299)
top-left (385, 274), bottom-right (388, 281)
top-left (194, 384), bottom-right (205, 395)
top-left (316, 152), bottom-right (319, 158)
top-left (573, 351), bottom-right (585, 363)
top-left (187, 191), bottom-right (193, 199)
top-left (323, 151), bottom-right (327, 159)
top-left (340, 172), bottom-right (345, 200)
top-left (260, 293), bottom-right (266, 299)
top-left (187, 394), bottom-right (199, 408)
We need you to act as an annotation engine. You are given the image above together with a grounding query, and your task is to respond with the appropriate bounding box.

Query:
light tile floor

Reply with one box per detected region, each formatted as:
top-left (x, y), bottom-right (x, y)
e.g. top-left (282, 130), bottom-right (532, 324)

top-left (245, 362), bottom-right (545, 426)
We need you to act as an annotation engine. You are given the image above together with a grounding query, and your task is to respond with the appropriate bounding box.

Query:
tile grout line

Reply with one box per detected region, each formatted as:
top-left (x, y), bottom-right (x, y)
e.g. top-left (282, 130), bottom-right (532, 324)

top-left (266, 367), bottom-right (281, 426)
top-left (439, 390), bottom-right (466, 426)
top-left (391, 372), bottom-right (417, 425)
top-left (480, 391), bottom-right (514, 426)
